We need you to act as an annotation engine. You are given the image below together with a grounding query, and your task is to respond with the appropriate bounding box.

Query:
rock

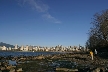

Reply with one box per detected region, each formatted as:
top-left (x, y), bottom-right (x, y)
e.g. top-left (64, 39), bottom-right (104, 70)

top-left (20, 58), bottom-right (26, 60)
top-left (1, 67), bottom-right (5, 70)
top-left (17, 68), bottom-right (23, 72)
top-left (6, 66), bottom-right (12, 70)
top-left (92, 68), bottom-right (100, 72)
top-left (101, 67), bottom-right (106, 72)
top-left (56, 68), bottom-right (78, 71)
top-left (9, 68), bottom-right (15, 72)
top-left (37, 56), bottom-right (45, 59)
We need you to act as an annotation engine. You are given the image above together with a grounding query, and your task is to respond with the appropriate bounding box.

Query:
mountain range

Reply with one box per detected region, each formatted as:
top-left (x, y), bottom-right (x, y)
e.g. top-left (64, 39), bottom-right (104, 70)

top-left (0, 42), bottom-right (15, 48)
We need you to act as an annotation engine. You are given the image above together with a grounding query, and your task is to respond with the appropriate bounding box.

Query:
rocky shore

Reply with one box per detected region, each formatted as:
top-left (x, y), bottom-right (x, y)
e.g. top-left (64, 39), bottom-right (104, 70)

top-left (0, 52), bottom-right (108, 72)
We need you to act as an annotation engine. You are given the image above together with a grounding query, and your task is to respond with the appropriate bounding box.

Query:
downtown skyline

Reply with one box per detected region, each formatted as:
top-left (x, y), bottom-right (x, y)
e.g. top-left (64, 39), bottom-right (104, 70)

top-left (0, 0), bottom-right (108, 47)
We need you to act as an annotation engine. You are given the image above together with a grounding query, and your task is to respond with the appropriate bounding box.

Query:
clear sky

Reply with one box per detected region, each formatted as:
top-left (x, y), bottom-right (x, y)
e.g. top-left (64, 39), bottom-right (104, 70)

top-left (0, 0), bottom-right (108, 47)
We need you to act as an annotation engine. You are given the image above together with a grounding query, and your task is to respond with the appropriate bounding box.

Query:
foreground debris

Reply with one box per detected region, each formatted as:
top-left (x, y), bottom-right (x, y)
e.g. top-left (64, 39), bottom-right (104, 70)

top-left (0, 52), bottom-right (108, 72)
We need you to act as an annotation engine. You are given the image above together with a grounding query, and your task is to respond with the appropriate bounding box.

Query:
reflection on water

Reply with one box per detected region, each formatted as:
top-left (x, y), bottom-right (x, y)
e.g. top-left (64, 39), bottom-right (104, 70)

top-left (8, 60), bottom-right (17, 65)
top-left (0, 51), bottom-right (61, 66)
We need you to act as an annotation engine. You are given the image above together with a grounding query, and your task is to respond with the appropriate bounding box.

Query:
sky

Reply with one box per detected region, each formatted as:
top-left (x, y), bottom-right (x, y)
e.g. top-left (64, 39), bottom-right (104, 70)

top-left (0, 0), bottom-right (108, 47)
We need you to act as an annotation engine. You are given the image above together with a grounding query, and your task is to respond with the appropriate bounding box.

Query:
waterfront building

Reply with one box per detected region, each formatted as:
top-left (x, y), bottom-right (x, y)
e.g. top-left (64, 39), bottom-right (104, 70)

top-left (23, 45), bottom-right (29, 51)
top-left (20, 45), bottom-right (24, 51)
top-left (61, 47), bottom-right (65, 52)
top-left (72, 47), bottom-right (75, 51)
top-left (75, 47), bottom-right (78, 51)
top-left (39, 47), bottom-right (44, 51)
top-left (68, 46), bottom-right (70, 48)
top-left (8, 47), bottom-right (12, 50)
top-left (2, 46), bottom-right (7, 50)
top-left (69, 47), bottom-right (73, 51)
top-left (6, 47), bottom-right (9, 50)
top-left (45, 47), bottom-right (49, 51)
top-left (48, 47), bottom-right (51, 51)
top-left (28, 45), bottom-right (33, 51)
top-left (35, 47), bottom-right (38, 51)
top-left (50, 47), bottom-right (54, 51)
top-left (15, 44), bottom-right (18, 50)
top-left (32, 46), bottom-right (37, 51)
top-left (55, 47), bottom-right (59, 51)
top-left (37, 46), bottom-right (40, 48)
top-left (0, 46), bottom-right (3, 50)
top-left (65, 47), bottom-right (68, 51)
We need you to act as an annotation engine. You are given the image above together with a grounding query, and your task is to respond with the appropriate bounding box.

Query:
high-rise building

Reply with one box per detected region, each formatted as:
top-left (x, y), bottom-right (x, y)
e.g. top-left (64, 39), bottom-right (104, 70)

top-left (9, 47), bottom-right (12, 50)
top-left (15, 44), bottom-right (18, 49)
top-left (0, 46), bottom-right (2, 50)
top-left (20, 45), bottom-right (24, 51)
top-left (28, 45), bottom-right (33, 51)
top-left (2, 46), bottom-right (7, 50)
top-left (24, 45), bottom-right (28, 51)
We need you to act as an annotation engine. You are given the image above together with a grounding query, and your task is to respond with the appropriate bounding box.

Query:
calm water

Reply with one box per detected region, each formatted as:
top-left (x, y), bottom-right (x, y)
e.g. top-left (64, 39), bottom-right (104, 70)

top-left (0, 51), bottom-right (61, 57)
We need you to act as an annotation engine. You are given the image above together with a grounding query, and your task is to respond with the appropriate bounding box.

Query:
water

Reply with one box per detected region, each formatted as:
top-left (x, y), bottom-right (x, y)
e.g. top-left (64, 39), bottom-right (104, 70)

top-left (8, 60), bottom-right (17, 65)
top-left (0, 51), bottom-right (61, 57)
top-left (0, 51), bottom-right (61, 65)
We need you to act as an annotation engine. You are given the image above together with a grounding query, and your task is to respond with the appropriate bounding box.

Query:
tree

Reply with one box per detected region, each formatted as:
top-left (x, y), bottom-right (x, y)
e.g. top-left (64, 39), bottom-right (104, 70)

top-left (86, 9), bottom-right (108, 51)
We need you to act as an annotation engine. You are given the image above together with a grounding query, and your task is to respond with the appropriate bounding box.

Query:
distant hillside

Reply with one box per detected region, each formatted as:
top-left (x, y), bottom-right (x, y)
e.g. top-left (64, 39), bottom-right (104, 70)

top-left (0, 42), bottom-right (15, 48)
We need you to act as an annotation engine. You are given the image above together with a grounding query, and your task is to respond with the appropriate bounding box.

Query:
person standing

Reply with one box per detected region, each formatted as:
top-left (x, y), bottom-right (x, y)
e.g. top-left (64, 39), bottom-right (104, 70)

top-left (95, 49), bottom-right (97, 55)
top-left (90, 51), bottom-right (93, 60)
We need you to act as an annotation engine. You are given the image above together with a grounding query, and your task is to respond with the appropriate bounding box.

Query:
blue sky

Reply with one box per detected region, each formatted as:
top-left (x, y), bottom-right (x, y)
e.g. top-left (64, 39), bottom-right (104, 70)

top-left (0, 0), bottom-right (108, 47)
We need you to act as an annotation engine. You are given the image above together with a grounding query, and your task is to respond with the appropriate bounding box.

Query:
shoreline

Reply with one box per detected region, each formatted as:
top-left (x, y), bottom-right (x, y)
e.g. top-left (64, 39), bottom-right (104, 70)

top-left (0, 50), bottom-right (69, 52)
top-left (0, 52), bottom-right (108, 72)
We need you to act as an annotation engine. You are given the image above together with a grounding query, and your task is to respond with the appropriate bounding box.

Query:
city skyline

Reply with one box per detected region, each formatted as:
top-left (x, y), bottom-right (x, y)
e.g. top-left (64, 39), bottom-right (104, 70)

top-left (0, 42), bottom-right (82, 48)
top-left (0, 0), bottom-right (108, 47)
top-left (0, 43), bottom-right (86, 52)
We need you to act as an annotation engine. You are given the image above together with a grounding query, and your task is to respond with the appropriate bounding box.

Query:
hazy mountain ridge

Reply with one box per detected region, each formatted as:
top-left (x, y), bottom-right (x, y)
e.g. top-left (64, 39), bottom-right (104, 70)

top-left (0, 42), bottom-right (15, 48)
